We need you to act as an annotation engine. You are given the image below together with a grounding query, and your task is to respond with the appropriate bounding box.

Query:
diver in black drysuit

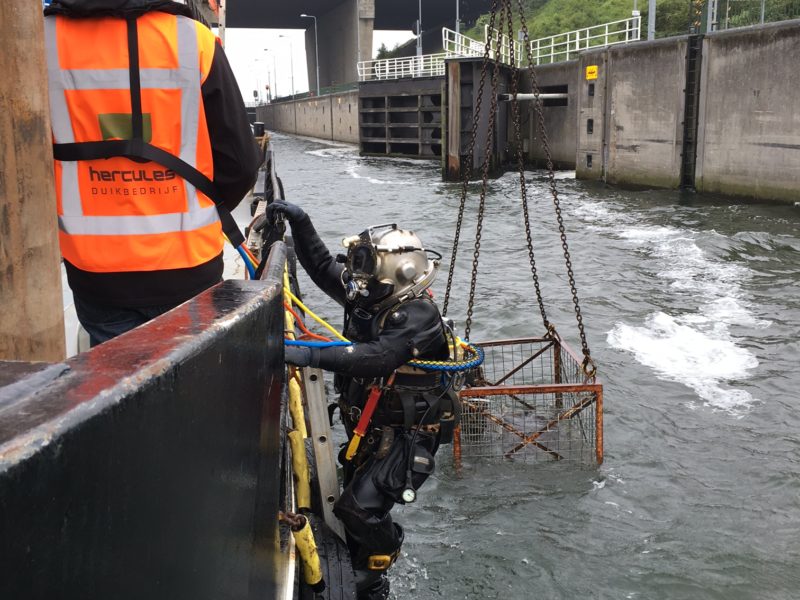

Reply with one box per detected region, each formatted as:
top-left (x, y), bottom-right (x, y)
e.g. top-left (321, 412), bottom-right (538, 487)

top-left (266, 201), bottom-right (459, 600)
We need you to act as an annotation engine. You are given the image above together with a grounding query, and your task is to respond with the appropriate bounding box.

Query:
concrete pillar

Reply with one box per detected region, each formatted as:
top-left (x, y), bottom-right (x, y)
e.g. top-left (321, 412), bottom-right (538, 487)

top-left (315, 0), bottom-right (373, 88)
top-left (304, 26), bottom-right (319, 94)
top-left (358, 0), bottom-right (374, 66)
top-left (0, 1), bottom-right (66, 362)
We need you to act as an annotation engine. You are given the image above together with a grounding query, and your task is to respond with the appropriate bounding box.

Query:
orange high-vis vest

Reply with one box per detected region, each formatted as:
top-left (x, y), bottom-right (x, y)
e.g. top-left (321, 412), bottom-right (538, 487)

top-left (45, 12), bottom-right (228, 273)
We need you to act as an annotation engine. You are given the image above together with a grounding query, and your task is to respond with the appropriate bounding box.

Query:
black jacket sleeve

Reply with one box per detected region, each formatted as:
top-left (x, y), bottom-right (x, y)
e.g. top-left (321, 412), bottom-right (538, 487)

top-left (201, 42), bottom-right (260, 212)
top-left (305, 299), bottom-right (447, 378)
top-left (289, 212), bottom-right (348, 306)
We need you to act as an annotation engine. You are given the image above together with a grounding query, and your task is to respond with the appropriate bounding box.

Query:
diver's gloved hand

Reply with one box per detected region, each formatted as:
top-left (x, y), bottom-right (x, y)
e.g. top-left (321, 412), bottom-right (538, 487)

top-left (266, 201), bottom-right (306, 226)
top-left (284, 345), bottom-right (313, 367)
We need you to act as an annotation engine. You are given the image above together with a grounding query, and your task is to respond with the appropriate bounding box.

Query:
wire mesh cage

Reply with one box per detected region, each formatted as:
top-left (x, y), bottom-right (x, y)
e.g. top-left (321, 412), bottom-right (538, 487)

top-left (454, 333), bottom-right (603, 465)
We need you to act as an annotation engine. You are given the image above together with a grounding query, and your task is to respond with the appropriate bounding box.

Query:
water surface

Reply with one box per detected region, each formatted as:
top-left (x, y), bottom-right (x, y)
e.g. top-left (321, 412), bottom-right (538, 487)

top-left (272, 133), bottom-right (800, 600)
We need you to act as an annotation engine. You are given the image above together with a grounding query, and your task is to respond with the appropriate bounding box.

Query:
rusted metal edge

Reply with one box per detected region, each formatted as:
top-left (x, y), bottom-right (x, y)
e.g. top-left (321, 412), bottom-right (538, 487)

top-left (460, 383), bottom-right (603, 397)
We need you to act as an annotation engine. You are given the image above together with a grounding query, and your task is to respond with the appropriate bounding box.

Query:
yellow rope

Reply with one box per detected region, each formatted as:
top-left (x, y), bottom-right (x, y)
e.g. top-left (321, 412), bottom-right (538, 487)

top-left (284, 288), bottom-right (350, 342)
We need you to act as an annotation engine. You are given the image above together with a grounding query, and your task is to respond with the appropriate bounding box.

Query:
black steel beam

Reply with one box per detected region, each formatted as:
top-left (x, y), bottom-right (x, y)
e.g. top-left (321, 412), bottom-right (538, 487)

top-left (0, 245), bottom-right (287, 600)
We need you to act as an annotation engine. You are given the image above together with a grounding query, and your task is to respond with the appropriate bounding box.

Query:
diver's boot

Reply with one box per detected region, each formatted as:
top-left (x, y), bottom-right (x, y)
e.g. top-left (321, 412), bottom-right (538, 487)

top-left (356, 574), bottom-right (389, 600)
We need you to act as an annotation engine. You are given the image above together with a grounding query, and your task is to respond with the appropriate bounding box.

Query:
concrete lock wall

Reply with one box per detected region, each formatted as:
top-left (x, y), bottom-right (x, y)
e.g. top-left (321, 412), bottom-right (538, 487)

top-left (573, 20), bottom-right (800, 202)
top-left (695, 21), bottom-right (800, 202)
top-left (576, 49), bottom-right (610, 180)
top-left (256, 90), bottom-right (359, 144)
top-left (605, 37), bottom-right (688, 189)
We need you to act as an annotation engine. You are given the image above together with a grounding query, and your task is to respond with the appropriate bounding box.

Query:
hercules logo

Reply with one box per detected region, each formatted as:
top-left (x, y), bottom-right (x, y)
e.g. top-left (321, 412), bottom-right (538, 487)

top-left (89, 166), bottom-right (176, 182)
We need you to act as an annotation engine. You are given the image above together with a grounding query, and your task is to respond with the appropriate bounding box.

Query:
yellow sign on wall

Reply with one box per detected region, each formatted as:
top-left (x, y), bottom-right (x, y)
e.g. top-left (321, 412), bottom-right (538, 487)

top-left (585, 65), bottom-right (599, 80)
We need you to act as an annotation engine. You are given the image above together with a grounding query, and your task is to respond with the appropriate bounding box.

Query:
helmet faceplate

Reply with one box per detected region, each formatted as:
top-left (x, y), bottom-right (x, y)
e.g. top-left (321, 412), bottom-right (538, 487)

top-left (342, 224), bottom-right (438, 309)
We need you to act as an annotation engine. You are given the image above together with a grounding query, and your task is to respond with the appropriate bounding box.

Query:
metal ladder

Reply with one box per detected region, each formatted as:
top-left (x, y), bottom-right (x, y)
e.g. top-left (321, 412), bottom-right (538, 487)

top-left (680, 34), bottom-right (704, 190)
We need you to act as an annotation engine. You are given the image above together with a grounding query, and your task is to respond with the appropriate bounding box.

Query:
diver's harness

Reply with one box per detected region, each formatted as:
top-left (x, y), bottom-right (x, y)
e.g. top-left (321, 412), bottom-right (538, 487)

top-left (338, 302), bottom-right (477, 504)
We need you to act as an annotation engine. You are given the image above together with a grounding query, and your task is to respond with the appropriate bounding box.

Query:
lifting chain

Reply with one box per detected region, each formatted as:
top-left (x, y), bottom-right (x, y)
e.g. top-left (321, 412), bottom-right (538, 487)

top-left (513, 0), bottom-right (594, 371)
top-left (463, 0), bottom-right (505, 342)
top-left (504, 0), bottom-right (550, 333)
top-left (442, 0), bottom-right (500, 320)
top-left (442, 0), bottom-right (596, 375)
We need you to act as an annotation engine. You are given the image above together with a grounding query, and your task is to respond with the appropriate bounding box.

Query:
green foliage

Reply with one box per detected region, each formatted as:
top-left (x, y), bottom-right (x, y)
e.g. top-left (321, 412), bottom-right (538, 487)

top-left (716, 0), bottom-right (800, 29)
top-left (462, 0), bottom-right (800, 47)
top-left (375, 42), bottom-right (405, 60)
top-left (463, 0), bottom-right (695, 41)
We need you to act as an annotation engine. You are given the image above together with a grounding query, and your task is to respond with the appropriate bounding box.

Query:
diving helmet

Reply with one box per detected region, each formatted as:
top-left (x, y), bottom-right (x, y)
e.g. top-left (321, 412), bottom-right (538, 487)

top-left (341, 224), bottom-right (440, 309)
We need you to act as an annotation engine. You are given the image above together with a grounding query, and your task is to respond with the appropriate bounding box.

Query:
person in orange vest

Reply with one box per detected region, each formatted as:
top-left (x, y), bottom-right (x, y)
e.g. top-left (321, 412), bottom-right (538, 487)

top-left (44, 0), bottom-right (260, 346)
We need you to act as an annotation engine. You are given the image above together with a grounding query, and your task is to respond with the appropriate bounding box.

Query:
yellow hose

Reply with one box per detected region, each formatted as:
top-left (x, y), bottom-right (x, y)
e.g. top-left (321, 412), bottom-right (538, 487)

top-left (292, 516), bottom-right (325, 593)
top-left (284, 288), bottom-right (349, 342)
top-left (288, 373), bottom-right (308, 439)
top-left (288, 430), bottom-right (311, 511)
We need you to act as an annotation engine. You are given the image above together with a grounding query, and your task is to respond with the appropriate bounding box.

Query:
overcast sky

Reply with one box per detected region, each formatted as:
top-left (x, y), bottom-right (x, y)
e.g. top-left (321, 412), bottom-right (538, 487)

top-left (223, 28), bottom-right (416, 101)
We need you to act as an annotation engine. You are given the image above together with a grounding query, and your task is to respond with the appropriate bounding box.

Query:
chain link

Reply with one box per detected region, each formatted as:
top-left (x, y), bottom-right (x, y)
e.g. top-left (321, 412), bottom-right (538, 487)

top-left (442, 0), bottom-right (500, 319)
top-left (442, 0), bottom-right (594, 371)
top-left (504, 0), bottom-right (550, 332)
top-left (514, 0), bottom-right (593, 365)
top-left (463, 0), bottom-right (505, 341)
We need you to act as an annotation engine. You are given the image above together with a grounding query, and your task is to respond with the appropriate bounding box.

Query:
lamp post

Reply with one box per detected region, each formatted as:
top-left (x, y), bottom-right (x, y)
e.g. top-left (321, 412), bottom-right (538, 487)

top-left (263, 48), bottom-right (277, 100)
top-left (279, 34), bottom-right (295, 97)
top-left (455, 0), bottom-right (460, 34)
top-left (416, 0), bottom-right (422, 57)
top-left (300, 14), bottom-right (320, 96)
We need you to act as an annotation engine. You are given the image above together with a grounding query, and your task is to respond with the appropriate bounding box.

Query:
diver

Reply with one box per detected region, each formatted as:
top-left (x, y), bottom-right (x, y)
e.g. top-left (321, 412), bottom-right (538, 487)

top-left (265, 201), bottom-right (460, 600)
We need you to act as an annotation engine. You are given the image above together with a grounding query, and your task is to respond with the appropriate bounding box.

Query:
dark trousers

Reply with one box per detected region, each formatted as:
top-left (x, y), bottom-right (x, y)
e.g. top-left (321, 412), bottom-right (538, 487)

top-left (73, 295), bottom-right (178, 347)
top-left (333, 428), bottom-right (439, 592)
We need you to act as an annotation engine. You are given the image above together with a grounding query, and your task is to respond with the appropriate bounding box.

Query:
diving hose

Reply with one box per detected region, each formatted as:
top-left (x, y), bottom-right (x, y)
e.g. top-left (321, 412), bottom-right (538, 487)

top-left (282, 268), bottom-right (324, 591)
top-left (280, 512), bottom-right (326, 594)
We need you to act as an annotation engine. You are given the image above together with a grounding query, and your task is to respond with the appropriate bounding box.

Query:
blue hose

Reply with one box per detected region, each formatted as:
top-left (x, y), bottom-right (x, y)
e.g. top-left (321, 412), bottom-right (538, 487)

top-left (236, 245), bottom-right (256, 279)
top-left (285, 339), bottom-right (353, 348)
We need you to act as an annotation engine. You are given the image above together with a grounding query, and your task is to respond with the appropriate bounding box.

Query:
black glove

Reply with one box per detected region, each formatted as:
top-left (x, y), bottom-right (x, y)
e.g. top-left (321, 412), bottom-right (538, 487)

top-left (266, 201), bottom-right (306, 226)
top-left (284, 345), bottom-right (313, 367)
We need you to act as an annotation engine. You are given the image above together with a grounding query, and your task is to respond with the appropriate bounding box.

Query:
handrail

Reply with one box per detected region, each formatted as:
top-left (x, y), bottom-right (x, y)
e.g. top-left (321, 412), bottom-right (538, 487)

top-left (442, 27), bottom-right (486, 58)
top-left (356, 15), bottom-right (642, 82)
top-left (357, 52), bottom-right (451, 81)
top-left (526, 14), bottom-right (642, 65)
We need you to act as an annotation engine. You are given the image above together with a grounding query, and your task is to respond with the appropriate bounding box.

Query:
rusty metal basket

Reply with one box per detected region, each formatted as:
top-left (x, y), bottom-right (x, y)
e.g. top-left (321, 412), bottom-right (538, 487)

top-left (454, 331), bottom-right (603, 465)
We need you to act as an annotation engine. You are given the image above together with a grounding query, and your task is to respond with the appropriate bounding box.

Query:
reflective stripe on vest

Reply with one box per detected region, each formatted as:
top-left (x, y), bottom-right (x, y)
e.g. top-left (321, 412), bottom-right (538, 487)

top-left (44, 13), bottom-right (223, 271)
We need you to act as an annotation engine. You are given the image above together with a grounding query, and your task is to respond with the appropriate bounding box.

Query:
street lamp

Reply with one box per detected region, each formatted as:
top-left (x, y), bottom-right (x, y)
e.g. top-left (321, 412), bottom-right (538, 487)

top-left (279, 34), bottom-right (296, 97)
top-left (455, 0), bottom-right (460, 34)
top-left (300, 14), bottom-right (320, 96)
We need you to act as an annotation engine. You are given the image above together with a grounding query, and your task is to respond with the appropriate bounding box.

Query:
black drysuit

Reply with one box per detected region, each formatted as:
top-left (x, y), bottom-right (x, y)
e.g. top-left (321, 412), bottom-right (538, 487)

top-left (285, 211), bottom-right (454, 589)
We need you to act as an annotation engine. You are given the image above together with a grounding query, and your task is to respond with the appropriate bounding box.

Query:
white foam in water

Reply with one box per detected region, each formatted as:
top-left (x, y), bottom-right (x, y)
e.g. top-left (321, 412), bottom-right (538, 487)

top-left (305, 145), bottom-right (355, 158)
top-left (600, 214), bottom-right (768, 412)
top-left (344, 164), bottom-right (413, 186)
top-left (608, 313), bottom-right (758, 411)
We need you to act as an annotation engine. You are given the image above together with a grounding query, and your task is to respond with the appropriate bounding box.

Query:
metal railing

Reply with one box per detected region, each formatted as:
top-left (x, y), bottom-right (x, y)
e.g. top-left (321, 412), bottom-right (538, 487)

top-left (528, 15), bottom-right (642, 64)
top-left (485, 26), bottom-right (524, 66)
top-left (357, 52), bottom-right (450, 81)
top-left (357, 15), bottom-right (642, 81)
top-left (442, 27), bottom-right (487, 58)
top-left (715, 0), bottom-right (800, 30)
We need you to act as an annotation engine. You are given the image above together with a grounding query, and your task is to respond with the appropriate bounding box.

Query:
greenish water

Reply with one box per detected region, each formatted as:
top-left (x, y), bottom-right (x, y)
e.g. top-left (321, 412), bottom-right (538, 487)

top-left (271, 132), bottom-right (800, 600)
